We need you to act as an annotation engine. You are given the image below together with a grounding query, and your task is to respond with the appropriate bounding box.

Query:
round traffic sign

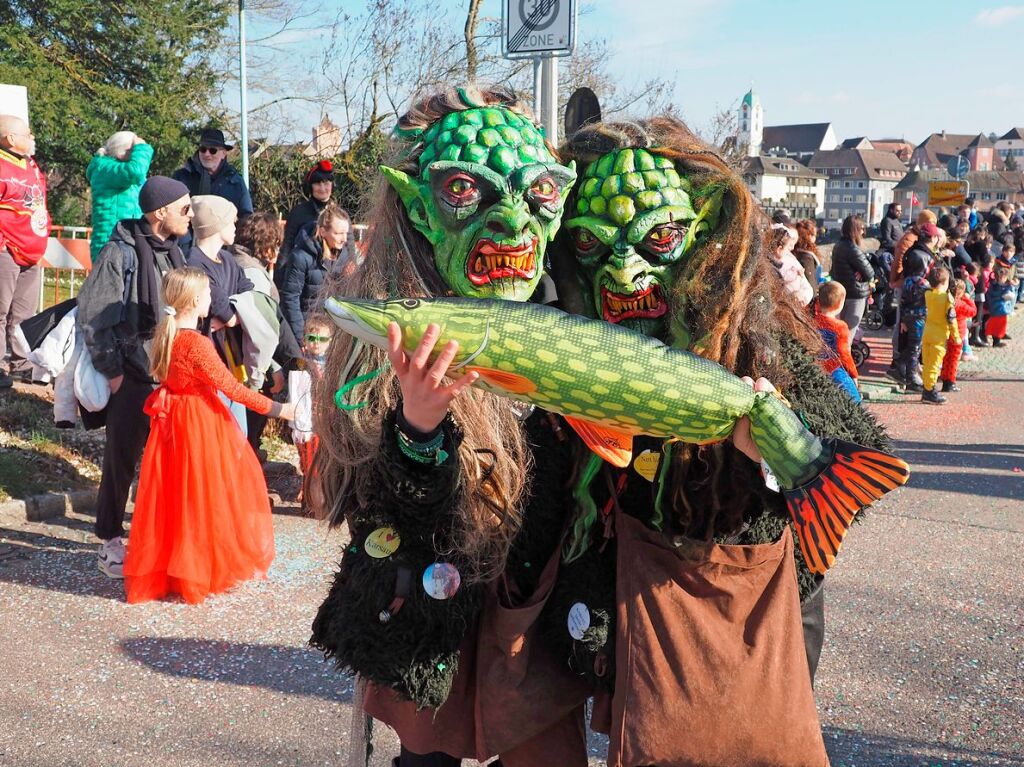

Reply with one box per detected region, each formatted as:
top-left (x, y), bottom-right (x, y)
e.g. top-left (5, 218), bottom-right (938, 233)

top-left (947, 155), bottom-right (970, 179)
top-left (519, 0), bottom-right (560, 32)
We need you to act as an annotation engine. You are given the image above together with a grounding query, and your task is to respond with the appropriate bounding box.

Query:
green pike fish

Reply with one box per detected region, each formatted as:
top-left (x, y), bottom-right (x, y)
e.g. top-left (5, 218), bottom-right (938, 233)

top-left (325, 296), bottom-right (909, 573)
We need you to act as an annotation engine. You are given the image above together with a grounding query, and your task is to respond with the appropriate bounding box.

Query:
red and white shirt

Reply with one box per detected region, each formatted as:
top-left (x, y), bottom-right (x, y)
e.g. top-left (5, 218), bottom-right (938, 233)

top-left (0, 146), bottom-right (49, 266)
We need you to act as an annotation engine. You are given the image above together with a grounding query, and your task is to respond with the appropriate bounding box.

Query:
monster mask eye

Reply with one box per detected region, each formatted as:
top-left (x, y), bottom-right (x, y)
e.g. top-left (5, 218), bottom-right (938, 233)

top-left (442, 173), bottom-right (481, 207)
top-left (642, 224), bottom-right (686, 260)
top-left (573, 228), bottom-right (599, 253)
top-left (528, 176), bottom-right (559, 205)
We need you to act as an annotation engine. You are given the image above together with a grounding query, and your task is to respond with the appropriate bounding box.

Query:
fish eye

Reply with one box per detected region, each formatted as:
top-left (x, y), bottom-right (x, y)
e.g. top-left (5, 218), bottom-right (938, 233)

top-left (401, 299), bottom-right (420, 309)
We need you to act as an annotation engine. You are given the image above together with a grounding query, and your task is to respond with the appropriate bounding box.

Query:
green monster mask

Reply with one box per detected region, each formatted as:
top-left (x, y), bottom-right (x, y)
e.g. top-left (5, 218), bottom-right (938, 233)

top-left (382, 107), bottom-right (577, 301)
top-left (564, 148), bottom-right (721, 339)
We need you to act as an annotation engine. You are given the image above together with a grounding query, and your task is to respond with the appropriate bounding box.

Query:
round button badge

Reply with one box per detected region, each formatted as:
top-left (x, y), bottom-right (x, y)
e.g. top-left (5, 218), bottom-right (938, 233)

top-left (568, 602), bottom-right (591, 640)
top-left (364, 527), bottom-right (401, 558)
top-left (423, 563), bottom-right (462, 600)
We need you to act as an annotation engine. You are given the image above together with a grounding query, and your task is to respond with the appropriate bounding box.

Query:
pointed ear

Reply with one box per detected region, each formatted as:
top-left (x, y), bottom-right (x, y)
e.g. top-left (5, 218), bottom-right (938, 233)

top-left (380, 165), bottom-right (435, 241)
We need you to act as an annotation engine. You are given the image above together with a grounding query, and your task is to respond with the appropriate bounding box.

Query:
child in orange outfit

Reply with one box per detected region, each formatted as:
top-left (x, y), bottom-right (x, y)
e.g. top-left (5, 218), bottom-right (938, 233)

top-left (939, 279), bottom-right (976, 392)
top-left (124, 268), bottom-right (296, 604)
top-left (813, 281), bottom-right (861, 403)
top-left (920, 266), bottom-right (960, 405)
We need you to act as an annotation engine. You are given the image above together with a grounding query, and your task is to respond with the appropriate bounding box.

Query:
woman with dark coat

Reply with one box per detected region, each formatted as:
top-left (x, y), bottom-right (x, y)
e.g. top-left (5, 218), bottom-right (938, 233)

top-left (830, 215), bottom-right (874, 347)
top-left (277, 160), bottom-right (335, 275)
top-left (278, 203), bottom-right (352, 340)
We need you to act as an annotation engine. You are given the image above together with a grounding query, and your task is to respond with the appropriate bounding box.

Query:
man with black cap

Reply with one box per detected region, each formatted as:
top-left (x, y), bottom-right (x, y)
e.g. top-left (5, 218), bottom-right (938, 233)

top-left (77, 175), bottom-right (192, 578)
top-left (173, 128), bottom-right (252, 254)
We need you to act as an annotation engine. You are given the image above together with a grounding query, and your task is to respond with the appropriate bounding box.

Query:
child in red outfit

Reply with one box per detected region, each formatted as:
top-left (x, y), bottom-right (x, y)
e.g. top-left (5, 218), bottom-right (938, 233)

top-left (939, 279), bottom-right (976, 391)
top-left (124, 268), bottom-right (296, 604)
top-left (813, 281), bottom-right (861, 403)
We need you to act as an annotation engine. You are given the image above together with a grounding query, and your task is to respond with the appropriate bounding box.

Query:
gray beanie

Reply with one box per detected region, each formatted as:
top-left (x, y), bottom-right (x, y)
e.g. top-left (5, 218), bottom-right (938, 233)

top-left (191, 195), bottom-right (238, 239)
top-left (139, 176), bottom-right (190, 214)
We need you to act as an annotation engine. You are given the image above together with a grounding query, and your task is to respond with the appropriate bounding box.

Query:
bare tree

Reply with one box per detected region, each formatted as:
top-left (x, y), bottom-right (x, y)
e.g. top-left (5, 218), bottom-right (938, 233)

top-left (465, 0), bottom-right (483, 82)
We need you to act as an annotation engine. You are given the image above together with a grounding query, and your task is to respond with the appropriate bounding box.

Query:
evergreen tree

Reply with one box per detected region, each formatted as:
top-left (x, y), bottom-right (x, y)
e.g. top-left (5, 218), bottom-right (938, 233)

top-left (1005, 153), bottom-right (1018, 171)
top-left (0, 0), bottom-right (232, 222)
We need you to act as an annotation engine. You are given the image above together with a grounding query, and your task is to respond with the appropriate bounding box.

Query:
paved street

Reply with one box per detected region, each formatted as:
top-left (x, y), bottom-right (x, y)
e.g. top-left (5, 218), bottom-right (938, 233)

top-left (1, 313), bottom-right (1022, 767)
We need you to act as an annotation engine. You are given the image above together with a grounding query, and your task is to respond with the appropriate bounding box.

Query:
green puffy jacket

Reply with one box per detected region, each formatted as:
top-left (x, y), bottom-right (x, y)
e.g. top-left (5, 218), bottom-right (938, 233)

top-left (86, 143), bottom-right (154, 261)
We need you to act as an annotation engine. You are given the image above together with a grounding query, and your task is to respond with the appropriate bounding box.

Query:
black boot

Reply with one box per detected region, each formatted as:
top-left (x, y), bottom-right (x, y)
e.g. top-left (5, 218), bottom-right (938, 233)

top-left (922, 388), bottom-right (947, 404)
top-left (992, 337), bottom-right (1004, 347)
top-left (941, 380), bottom-right (960, 392)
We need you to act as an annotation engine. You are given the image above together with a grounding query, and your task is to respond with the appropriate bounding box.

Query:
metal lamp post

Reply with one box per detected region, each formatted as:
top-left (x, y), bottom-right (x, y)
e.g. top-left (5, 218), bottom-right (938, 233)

top-left (239, 0), bottom-right (249, 187)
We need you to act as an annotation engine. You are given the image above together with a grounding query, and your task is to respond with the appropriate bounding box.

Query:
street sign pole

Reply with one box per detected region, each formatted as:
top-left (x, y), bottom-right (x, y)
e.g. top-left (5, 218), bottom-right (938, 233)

top-left (533, 57), bottom-right (543, 120)
top-left (503, 0), bottom-right (575, 145)
top-left (542, 55), bottom-right (558, 145)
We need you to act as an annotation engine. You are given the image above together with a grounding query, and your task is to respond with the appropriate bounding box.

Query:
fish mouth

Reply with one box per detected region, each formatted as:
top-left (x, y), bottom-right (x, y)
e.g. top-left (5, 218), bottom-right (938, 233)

top-left (600, 284), bottom-right (668, 323)
top-left (323, 297), bottom-right (389, 348)
top-left (467, 238), bottom-right (538, 287)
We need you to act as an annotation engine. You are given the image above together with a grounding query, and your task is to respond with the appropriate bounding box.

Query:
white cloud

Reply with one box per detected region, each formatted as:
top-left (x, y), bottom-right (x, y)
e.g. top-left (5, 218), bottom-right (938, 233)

top-left (974, 6), bottom-right (1024, 26)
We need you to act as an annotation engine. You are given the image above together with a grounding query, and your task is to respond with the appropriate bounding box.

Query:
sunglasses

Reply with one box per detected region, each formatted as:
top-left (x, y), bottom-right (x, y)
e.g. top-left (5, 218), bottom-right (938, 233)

top-left (198, 146), bottom-right (222, 154)
top-left (305, 334), bottom-right (331, 343)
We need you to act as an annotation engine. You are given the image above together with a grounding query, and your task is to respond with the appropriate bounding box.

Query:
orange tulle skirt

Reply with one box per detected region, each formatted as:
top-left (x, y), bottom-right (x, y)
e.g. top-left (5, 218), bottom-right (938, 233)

top-left (124, 386), bottom-right (275, 604)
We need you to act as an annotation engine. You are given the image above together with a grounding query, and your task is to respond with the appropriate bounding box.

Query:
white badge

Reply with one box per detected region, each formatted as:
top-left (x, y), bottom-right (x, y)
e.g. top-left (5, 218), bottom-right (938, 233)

top-left (568, 602), bottom-right (591, 640)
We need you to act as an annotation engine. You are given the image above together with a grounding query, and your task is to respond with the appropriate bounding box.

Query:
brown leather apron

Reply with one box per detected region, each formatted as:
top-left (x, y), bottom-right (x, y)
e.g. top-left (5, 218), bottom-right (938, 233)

top-left (364, 538), bottom-right (590, 764)
top-left (608, 511), bottom-right (829, 767)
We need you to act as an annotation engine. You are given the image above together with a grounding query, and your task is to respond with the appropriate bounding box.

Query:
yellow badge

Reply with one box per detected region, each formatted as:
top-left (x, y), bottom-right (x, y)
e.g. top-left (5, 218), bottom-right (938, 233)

top-left (633, 449), bottom-right (661, 482)
top-left (364, 527), bottom-right (401, 558)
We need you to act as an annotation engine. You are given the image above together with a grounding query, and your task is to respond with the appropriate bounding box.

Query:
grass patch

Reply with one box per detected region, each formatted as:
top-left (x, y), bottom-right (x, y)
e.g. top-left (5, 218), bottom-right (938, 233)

top-left (0, 384), bottom-right (103, 502)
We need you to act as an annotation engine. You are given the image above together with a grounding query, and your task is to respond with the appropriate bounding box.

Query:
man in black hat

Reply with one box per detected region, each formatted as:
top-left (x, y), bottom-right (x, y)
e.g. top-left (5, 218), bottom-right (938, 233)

top-left (77, 175), bottom-right (191, 578)
top-left (173, 128), bottom-right (252, 217)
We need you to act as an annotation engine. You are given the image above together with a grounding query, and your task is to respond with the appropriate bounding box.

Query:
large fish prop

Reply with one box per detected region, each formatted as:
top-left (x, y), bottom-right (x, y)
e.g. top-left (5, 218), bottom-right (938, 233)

top-left (325, 296), bottom-right (909, 573)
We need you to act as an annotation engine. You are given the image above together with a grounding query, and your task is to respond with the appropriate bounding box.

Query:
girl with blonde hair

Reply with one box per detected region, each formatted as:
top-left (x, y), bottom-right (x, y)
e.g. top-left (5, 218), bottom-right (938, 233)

top-left (123, 267), bottom-right (295, 604)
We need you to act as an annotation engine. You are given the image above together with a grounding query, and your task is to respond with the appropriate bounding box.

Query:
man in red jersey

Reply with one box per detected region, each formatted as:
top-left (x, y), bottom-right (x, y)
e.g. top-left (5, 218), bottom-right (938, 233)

top-left (0, 113), bottom-right (49, 388)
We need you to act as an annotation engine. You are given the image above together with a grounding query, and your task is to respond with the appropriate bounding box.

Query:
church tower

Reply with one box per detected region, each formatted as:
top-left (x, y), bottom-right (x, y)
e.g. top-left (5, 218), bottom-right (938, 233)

top-left (740, 87), bottom-right (763, 157)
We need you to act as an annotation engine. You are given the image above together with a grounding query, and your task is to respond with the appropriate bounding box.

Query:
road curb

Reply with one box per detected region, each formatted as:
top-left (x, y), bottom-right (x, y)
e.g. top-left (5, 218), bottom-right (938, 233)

top-left (0, 488), bottom-right (97, 522)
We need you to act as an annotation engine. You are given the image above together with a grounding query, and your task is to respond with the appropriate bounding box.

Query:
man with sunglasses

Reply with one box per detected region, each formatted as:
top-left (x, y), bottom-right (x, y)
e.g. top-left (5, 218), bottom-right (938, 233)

top-left (0, 113), bottom-right (49, 389)
top-left (173, 128), bottom-right (252, 252)
top-left (78, 176), bottom-right (192, 578)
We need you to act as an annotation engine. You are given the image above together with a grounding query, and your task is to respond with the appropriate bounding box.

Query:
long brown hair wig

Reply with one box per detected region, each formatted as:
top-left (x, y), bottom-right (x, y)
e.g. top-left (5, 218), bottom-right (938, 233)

top-left (308, 86), bottom-right (550, 581)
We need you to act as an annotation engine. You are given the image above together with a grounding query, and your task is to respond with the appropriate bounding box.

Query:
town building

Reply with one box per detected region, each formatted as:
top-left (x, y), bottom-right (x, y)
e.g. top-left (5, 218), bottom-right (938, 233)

top-left (808, 147), bottom-right (907, 226)
top-left (910, 131), bottom-right (1001, 172)
top-left (742, 155), bottom-right (826, 220)
top-left (869, 139), bottom-right (914, 163)
top-left (739, 88), bottom-right (764, 157)
top-left (893, 168), bottom-right (1024, 214)
top-left (304, 115), bottom-right (343, 158)
top-left (995, 128), bottom-right (1024, 165)
top-left (760, 122), bottom-right (839, 164)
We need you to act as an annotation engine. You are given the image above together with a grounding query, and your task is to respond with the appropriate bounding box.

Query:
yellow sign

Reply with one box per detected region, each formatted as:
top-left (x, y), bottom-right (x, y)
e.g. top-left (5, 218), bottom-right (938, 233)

top-left (927, 181), bottom-right (969, 207)
top-left (633, 450), bottom-right (661, 482)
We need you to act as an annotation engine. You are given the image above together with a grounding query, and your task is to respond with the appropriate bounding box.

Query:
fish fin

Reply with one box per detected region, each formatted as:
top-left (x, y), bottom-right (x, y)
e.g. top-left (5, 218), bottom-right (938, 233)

top-left (783, 439), bottom-right (910, 575)
top-left (564, 416), bottom-right (634, 468)
top-left (466, 367), bottom-right (537, 394)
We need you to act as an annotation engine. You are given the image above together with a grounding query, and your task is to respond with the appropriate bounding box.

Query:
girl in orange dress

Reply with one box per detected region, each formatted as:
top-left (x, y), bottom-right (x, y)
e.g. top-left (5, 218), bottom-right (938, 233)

top-left (124, 267), bottom-right (295, 604)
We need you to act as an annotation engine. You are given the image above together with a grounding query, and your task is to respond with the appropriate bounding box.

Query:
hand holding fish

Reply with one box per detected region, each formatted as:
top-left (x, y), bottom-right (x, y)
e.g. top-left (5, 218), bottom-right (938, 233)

top-left (730, 377), bottom-right (775, 463)
top-left (388, 321), bottom-right (480, 433)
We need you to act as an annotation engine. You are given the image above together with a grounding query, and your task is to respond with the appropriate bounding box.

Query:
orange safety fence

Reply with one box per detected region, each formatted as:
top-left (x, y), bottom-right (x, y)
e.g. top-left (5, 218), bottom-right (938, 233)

top-left (40, 225), bottom-right (92, 308)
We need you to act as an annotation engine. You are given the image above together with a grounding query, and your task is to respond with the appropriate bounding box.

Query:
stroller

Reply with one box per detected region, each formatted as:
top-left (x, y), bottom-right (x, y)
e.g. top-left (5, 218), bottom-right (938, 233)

top-left (862, 251), bottom-right (896, 331)
top-left (851, 326), bottom-right (871, 370)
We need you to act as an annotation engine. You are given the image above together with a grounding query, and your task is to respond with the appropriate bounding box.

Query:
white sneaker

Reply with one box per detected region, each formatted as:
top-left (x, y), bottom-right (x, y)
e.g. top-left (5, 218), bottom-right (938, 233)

top-left (98, 537), bottom-right (127, 579)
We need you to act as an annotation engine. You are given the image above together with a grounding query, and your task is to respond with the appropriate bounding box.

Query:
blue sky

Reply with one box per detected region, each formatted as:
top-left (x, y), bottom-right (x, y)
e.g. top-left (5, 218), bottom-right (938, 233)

top-left (243, 0), bottom-right (1024, 145)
